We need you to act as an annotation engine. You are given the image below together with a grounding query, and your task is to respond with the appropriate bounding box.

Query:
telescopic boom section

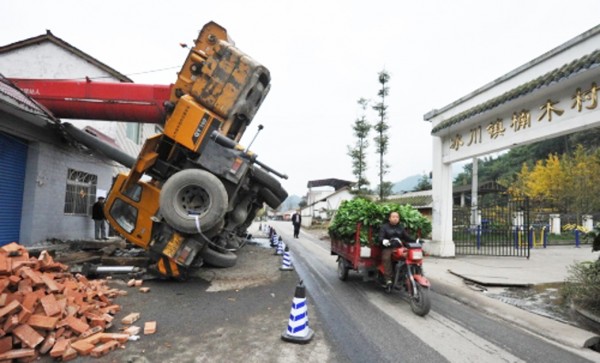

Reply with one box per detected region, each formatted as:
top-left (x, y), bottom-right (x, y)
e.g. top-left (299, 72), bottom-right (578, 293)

top-left (8, 78), bottom-right (171, 124)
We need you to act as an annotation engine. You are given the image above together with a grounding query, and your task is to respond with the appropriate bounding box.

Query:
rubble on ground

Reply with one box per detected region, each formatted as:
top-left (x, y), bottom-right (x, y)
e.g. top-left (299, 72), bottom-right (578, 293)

top-left (0, 241), bottom-right (150, 361)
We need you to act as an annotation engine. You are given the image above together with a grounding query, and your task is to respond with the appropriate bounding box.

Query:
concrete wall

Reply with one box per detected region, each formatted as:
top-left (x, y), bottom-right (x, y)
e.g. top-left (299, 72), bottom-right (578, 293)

top-left (20, 142), bottom-right (113, 245)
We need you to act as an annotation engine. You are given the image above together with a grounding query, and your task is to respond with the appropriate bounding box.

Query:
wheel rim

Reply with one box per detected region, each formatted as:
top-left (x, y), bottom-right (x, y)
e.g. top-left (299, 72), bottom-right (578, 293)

top-left (175, 185), bottom-right (211, 218)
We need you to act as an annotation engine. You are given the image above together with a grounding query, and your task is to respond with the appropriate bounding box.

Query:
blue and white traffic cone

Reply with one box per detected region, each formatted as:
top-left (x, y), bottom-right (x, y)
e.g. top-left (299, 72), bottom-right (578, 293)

top-left (275, 238), bottom-right (284, 255)
top-left (282, 281), bottom-right (314, 344)
top-left (271, 233), bottom-right (279, 248)
top-left (280, 246), bottom-right (294, 271)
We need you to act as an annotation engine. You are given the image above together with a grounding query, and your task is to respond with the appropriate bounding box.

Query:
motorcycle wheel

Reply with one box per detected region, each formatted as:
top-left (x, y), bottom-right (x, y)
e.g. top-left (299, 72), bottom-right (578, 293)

top-left (409, 283), bottom-right (431, 316)
top-left (337, 259), bottom-right (349, 281)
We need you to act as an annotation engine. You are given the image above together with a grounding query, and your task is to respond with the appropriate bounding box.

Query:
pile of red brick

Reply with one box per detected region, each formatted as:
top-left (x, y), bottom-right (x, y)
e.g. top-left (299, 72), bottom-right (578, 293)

top-left (0, 242), bottom-right (132, 361)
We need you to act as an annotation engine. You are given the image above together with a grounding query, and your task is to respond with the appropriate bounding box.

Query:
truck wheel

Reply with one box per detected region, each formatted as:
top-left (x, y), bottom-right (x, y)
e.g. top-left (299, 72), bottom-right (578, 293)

top-left (251, 168), bottom-right (288, 200)
top-left (337, 259), bottom-right (349, 281)
top-left (258, 187), bottom-right (283, 209)
top-left (200, 246), bottom-right (237, 268)
top-left (160, 169), bottom-right (228, 233)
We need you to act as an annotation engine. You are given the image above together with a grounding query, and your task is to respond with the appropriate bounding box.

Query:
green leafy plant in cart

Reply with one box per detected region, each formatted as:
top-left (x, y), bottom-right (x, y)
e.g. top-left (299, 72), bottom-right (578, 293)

top-left (328, 198), bottom-right (431, 245)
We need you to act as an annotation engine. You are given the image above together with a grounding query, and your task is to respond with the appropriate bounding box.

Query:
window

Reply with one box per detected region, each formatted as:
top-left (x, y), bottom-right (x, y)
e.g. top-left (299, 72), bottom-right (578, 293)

top-left (64, 169), bottom-right (98, 215)
top-left (126, 123), bottom-right (141, 144)
top-left (109, 198), bottom-right (138, 233)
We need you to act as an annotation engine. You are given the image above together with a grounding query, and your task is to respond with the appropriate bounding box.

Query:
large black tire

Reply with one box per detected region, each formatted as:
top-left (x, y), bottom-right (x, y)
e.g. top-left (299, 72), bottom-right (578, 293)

top-left (409, 283), bottom-right (431, 317)
top-left (160, 169), bottom-right (228, 233)
top-left (250, 167), bottom-right (288, 200)
top-left (337, 259), bottom-right (349, 281)
top-left (258, 187), bottom-right (284, 209)
top-left (200, 246), bottom-right (237, 268)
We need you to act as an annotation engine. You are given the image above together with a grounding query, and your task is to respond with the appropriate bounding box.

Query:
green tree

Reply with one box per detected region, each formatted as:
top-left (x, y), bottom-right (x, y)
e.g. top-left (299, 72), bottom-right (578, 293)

top-left (413, 174), bottom-right (432, 191)
top-left (347, 98), bottom-right (371, 194)
top-left (373, 70), bottom-right (391, 200)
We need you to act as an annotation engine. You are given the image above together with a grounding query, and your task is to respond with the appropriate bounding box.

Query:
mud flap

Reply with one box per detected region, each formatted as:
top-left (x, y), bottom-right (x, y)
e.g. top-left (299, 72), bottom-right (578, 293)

top-left (413, 274), bottom-right (431, 288)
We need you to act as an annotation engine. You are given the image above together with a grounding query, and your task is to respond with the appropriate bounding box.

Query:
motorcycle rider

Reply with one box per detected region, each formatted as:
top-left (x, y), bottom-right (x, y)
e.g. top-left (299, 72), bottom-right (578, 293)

top-left (379, 211), bottom-right (415, 287)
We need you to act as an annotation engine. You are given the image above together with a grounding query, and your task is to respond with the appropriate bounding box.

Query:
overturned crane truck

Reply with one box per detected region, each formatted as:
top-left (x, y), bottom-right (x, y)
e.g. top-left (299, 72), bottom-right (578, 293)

top-left (14, 22), bottom-right (288, 279)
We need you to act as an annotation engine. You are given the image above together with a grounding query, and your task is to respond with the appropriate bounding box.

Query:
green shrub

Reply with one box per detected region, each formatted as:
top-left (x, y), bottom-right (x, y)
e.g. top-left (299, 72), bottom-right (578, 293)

top-left (562, 259), bottom-right (600, 315)
top-left (328, 197), bottom-right (432, 245)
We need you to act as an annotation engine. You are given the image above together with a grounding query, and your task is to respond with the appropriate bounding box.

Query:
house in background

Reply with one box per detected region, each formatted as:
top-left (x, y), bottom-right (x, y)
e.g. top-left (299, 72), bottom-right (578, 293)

top-left (300, 179), bottom-right (354, 226)
top-left (0, 31), bottom-right (157, 245)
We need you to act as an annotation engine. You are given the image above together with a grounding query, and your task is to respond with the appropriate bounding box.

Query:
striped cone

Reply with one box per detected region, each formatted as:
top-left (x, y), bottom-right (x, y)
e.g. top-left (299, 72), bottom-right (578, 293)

top-left (280, 247), bottom-right (294, 271)
top-left (281, 281), bottom-right (314, 344)
top-left (270, 233), bottom-right (278, 247)
top-left (275, 239), bottom-right (284, 255)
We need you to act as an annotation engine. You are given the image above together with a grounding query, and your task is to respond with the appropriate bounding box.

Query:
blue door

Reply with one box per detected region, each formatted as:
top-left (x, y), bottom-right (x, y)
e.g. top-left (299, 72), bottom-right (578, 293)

top-left (0, 132), bottom-right (27, 246)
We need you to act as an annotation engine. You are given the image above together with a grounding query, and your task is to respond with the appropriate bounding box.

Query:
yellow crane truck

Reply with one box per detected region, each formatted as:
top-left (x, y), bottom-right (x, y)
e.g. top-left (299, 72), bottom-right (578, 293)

top-left (25, 22), bottom-right (288, 278)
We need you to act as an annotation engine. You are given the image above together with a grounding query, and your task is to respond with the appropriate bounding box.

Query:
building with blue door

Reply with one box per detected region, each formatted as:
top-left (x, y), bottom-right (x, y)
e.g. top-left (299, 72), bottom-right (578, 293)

top-left (0, 31), bottom-right (156, 246)
top-left (0, 76), bottom-right (116, 246)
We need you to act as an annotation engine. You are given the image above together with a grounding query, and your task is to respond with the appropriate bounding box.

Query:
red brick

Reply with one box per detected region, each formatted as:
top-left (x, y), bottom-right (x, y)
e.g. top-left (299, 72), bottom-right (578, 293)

top-left (21, 294), bottom-right (38, 312)
top-left (61, 346), bottom-right (77, 361)
top-left (0, 280), bottom-right (9, 294)
top-left (0, 336), bottom-right (11, 354)
top-left (0, 254), bottom-right (9, 275)
top-left (100, 333), bottom-right (129, 343)
top-left (12, 324), bottom-right (43, 349)
top-left (0, 349), bottom-right (35, 360)
top-left (89, 317), bottom-right (106, 329)
top-left (39, 294), bottom-right (61, 317)
top-left (90, 340), bottom-right (119, 358)
top-left (3, 315), bottom-right (19, 334)
top-left (37, 251), bottom-right (54, 267)
top-left (0, 300), bottom-right (21, 320)
top-left (49, 337), bottom-right (69, 357)
top-left (11, 261), bottom-right (37, 273)
top-left (1, 243), bottom-right (24, 255)
top-left (15, 351), bottom-right (38, 363)
top-left (121, 312), bottom-right (140, 325)
top-left (38, 332), bottom-right (55, 354)
top-left (70, 339), bottom-right (94, 355)
top-left (75, 274), bottom-right (89, 285)
top-left (17, 279), bottom-right (32, 294)
top-left (123, 325), bottom-right (140, 336)
top-left (27, 314), bottom-right (59, 330)
top-left (17, 307), bottom-right (31, 324)
top-left (79, 326), bottom-right (103, 339)
top-left (40, 273), bottom-right (62, 293)
top-left (19, 268), bottom-right (43, 286)
top-left (0, 293), bottom-right (7, 307)
top-left (144, 321), bottom-right (156, 335)
top-left (61, 316), bottom-right (89, 335)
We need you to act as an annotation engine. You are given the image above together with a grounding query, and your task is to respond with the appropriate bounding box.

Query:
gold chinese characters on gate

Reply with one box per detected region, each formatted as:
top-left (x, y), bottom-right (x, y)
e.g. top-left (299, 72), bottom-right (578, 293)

top-left (448, 82), bottom-right (598, 151)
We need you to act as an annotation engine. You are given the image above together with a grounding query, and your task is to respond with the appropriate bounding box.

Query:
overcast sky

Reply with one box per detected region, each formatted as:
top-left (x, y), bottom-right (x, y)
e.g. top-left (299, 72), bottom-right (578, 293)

top-left (2, 1), bottom-right (600, 196)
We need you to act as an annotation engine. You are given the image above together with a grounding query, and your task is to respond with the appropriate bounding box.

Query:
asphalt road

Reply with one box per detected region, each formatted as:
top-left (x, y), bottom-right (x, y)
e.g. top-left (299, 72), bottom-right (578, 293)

top-left (30, 222), bottom-right (598, 362)
top-left (271, 221), bottom-right (598, 363)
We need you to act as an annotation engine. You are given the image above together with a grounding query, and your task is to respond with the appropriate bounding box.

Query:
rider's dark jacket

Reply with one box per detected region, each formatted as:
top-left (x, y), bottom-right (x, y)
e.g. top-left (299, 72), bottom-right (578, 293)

top-left (378, 222), bottom-right (414, 247)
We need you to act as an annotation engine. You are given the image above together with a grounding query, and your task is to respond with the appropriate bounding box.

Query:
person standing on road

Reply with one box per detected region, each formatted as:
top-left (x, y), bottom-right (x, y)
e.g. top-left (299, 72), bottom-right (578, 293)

top-left (378, 211), bottom-right (415, 287)
top-left (92, 196), bottom-right (109, 240)
top-left (291, 210), bottom-right (302, 238)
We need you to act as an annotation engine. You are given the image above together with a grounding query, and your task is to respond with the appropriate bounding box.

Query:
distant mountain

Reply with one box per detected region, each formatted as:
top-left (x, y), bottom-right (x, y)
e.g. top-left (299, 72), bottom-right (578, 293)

top-left (391, 174), bottom-right (422, 194)
top-left (280, 194), bottom-right (301, 211)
